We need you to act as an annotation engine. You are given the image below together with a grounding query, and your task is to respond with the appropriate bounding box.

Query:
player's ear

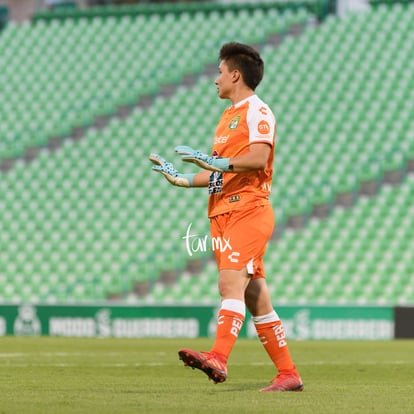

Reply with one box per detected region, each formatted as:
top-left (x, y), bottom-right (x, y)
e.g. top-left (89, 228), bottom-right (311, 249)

top-left (232, 69), bottom-right (241, 83)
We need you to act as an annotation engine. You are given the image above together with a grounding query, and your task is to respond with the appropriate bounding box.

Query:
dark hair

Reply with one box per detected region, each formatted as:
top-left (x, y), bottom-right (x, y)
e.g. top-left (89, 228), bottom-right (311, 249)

top-left (219, 42), bottom-right (264, 90)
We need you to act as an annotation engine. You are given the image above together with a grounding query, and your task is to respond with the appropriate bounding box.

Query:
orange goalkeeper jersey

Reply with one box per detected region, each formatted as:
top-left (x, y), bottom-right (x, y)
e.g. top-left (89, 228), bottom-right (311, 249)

top-left (208, 94), bottom-right (275, 218)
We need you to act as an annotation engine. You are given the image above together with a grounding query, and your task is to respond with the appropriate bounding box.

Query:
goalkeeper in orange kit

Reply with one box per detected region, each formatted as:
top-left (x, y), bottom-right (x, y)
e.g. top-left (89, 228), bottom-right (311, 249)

top-left (149, 42), bottom-right (303, 392)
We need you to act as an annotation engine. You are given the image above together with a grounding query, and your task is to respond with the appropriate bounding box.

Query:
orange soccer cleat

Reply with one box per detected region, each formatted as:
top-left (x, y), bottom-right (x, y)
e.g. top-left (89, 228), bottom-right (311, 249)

top-left (260, 369), bottom-right (304, 392)
top-left (178, 348), bottom-right (227, 384)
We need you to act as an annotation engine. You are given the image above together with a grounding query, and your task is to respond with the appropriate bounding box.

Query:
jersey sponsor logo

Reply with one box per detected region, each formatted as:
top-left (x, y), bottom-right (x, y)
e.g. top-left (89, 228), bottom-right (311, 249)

top-left (259, 106), bottom-right (268, 115)
top-left (214, 135), bottom-right (230, 144)
top-left (228, 115), bottom-right (240, 129)
top-left (257, 119), bottom-right (270, 135)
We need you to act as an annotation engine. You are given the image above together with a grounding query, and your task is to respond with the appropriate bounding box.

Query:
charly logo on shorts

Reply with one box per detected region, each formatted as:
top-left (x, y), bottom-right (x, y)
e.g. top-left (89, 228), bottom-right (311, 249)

top-left (227, 252), bottom-right (240, 263)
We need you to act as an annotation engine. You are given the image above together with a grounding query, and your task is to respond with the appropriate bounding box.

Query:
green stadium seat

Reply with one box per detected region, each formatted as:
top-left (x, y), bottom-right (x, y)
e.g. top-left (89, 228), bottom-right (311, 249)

top-left (0, 5), bottom-right (305, 162)
top-left (0, 4), bottom-right (413, 305)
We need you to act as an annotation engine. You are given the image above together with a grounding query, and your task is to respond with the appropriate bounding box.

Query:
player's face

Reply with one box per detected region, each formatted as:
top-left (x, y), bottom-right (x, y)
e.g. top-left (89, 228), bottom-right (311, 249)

top-left (215, 60), bottom-right (234, 99)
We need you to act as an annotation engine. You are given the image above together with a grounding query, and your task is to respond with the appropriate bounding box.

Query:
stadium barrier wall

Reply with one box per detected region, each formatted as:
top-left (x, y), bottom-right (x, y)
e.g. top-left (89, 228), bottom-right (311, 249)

top-left (394, 306), bottom-right (414, 339)
top-left (0, 304), bottom-right (394, 340)
top-left (0, 5), bottom-right (8, 30)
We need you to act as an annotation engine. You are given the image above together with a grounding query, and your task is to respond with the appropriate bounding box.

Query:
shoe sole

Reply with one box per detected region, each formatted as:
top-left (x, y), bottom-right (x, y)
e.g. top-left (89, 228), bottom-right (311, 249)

top-left (260, 382), bottom-right (304, 392)
top-left (178, 350), bottom-right (227, 384)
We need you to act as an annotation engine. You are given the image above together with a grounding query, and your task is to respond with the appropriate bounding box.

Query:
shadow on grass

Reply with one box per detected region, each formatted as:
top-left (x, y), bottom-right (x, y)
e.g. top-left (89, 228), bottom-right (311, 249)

top-left (198, 381), bottom-right (267, 393)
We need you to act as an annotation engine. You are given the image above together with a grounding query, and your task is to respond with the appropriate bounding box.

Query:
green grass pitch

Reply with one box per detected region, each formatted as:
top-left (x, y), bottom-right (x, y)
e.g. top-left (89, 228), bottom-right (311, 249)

top-left (0, 337), bottom-right (413, 414)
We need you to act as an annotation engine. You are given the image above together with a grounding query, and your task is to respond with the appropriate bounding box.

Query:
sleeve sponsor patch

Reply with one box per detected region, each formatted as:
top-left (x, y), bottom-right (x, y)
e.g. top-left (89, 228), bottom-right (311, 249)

top-left (257, 119), bottom-right (270, 135)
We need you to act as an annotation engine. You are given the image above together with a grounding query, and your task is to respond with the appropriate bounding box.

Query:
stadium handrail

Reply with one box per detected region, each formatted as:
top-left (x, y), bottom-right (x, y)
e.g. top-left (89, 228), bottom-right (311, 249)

top-left (369, 0), bottom-right (414, 6)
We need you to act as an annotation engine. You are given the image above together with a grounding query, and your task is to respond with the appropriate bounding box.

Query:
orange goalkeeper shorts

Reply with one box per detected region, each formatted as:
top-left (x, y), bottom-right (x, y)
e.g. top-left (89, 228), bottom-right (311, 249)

top-left (209, 203), bottom-right (274, 279)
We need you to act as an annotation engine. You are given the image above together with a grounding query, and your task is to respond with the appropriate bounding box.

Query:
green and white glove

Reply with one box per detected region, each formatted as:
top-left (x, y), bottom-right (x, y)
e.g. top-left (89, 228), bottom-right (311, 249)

top-left (175, 145), bottom-right (230, 172)
top-left (149, 153), bottom-right (195, 187)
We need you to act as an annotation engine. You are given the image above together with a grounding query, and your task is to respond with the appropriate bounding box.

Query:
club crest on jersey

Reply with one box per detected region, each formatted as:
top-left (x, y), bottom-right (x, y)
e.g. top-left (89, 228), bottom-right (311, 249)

top-left (228, 116), bottom-right (240, 129)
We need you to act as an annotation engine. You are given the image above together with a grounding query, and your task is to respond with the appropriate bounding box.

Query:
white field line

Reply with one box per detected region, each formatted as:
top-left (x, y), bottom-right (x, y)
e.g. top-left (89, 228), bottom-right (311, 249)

top-left (0, 353), bottom-right (412, 368)
top-left (0, 352), bottom-right (129, 358)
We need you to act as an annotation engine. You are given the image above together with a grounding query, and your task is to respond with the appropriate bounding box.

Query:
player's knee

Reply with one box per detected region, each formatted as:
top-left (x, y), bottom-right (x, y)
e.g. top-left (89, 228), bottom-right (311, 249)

top-left (218, 269), bottom-right (248, 300)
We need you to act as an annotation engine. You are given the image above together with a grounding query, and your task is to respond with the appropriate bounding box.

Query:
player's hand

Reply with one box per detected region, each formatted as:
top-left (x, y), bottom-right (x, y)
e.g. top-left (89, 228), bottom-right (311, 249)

top-left (175, 145), bottom-right (230, 172)
top-left (149, 153), bottom-right (194, 187)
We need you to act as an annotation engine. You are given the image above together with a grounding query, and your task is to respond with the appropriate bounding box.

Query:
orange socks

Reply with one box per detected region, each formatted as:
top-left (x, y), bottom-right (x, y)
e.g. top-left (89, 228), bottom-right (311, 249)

top-left (253, 311), bottom-right (295, 372)
top-left (211, 299), bottom-right (245, 362)
top-left (210, 303), bottom-right (294, 373)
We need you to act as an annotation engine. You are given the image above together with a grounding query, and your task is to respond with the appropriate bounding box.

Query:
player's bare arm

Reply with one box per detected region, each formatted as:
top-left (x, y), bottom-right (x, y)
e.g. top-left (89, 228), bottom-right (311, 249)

top-left (227, 142), bottom-right (271, 173)
top-left (192, 170), bottom-right (210, 187)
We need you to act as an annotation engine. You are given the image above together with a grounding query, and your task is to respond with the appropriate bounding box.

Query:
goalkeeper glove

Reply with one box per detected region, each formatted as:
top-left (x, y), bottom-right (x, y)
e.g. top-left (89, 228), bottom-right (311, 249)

top-left (175, 145), bottom-right (231, 172)
top-left (149, 153), bottom-right (195, 187)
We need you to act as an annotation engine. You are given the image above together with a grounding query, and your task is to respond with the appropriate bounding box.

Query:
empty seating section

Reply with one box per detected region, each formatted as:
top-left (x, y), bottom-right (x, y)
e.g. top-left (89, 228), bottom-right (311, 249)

top-left (0, 75), bottom-right (225, 303)
top-left (0, 3), bottom-right (413, 305)
top-left (258, 4), bottom-right (413, 215)
top-left (0, 6), bottom-right (302, 160)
